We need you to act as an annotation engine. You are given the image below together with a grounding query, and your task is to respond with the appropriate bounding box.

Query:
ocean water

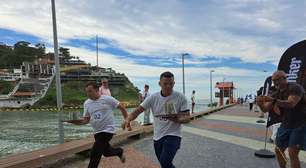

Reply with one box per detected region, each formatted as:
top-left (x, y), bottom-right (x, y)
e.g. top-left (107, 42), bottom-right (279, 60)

top-left (0, 99), bottom-right (210, 158)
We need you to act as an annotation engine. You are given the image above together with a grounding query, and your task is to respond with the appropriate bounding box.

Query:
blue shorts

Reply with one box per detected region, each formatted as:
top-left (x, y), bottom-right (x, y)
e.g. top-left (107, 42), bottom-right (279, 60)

top-left (276, 124), bottom-right (306, 150)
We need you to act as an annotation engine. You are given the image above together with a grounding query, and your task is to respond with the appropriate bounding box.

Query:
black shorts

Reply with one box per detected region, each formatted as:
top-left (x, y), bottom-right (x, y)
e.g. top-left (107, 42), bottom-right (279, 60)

top-left (276, 124), bottom-right (306, 150)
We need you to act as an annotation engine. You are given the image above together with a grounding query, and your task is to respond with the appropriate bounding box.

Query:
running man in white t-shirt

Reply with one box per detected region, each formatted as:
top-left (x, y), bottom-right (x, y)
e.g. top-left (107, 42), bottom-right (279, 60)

top-left (65, 82), bottom-right (131, 168)
top-left (124, 71), bottom-right (190, 168)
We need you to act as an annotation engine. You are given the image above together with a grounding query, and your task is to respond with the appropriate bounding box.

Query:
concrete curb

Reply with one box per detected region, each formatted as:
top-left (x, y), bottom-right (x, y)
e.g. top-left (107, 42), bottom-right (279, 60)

top-left (0, 103), bottom-right (139, 112)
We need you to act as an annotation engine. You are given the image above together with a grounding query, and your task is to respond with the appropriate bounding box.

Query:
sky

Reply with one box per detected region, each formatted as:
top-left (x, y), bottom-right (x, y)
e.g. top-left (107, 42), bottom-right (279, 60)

top-left (0, 0), bottom-right (306, 100)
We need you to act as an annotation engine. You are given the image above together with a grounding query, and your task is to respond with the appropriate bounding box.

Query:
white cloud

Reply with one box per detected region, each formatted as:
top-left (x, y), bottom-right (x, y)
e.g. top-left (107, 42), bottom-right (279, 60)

top-left (1, 0), bottom-right (303, 98)
top-left (1, 0), bottom-right (305, 63)
top-left (51, 46), bottom-right (269, 98)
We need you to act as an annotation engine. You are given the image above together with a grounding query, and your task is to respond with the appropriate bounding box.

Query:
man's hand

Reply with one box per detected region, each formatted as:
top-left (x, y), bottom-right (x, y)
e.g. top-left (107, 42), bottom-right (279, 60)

top-left (256, 96), bottom-right (274, 104)
top-left (122, 118), bottom-right (132, 131)
top-left (121, 106), bottom-right (144, 131)
top-left (63, 119), bottom-right (85, 125)
top-left (273, 105), bottom-right (281, 115)
top-left (167, 114), bottom-right (190, 123)
top-left (167, 116), bottom-right (179, 123)
top-left (63, 116), bottom-right (90, 125)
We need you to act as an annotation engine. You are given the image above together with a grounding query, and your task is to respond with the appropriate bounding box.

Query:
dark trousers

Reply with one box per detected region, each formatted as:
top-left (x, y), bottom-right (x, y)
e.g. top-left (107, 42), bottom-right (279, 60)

top-left (88, 132), bottom-right (123, 168)
top-left (249, 103), bottom-right (253, 111)
top-left (154, 135), bottom-right (181, 168)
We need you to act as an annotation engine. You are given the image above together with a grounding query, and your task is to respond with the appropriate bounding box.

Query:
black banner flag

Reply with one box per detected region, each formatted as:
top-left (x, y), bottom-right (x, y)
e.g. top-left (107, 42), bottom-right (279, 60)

top-left (277, 40), bottom-right (306, 150)
top-left (278, 40), bottom-right (306, 87)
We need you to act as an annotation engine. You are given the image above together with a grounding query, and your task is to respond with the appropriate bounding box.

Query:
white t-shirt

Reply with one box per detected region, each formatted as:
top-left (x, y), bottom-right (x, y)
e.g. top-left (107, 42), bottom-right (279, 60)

top-left (83, 96), bottom-right (119, 134)
top-left (247, 95), bottom-right (255, 103)
top-left (142, 91), bottom-right (151, 100)
top-left (191, 93), bottom-right (195, 103)
top-left (141, 91), bottom-right (188, 140)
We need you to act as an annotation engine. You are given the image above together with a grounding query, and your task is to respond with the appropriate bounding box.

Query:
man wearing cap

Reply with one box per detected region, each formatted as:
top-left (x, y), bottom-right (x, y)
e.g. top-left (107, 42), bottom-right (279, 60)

top-left (257, 70), bottom-right (306, 168)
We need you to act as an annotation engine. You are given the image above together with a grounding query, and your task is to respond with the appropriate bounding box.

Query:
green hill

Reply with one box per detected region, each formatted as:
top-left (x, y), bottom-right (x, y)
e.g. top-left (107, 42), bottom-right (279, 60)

top-left (33, 80), bottom-right (140, 107)
top-left (0, 41), bottom-right (141, 107)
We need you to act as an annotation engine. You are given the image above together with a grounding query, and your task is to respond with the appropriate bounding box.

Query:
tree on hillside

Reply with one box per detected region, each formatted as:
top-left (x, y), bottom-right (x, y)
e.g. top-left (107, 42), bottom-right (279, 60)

top-left (0, 41), bottom-right (48, 68)
top-left (0, 41), bottom-right (81, 68)
top-left (59, 47), bottom-right (73, 60)
top-left (13, 41), bottom-right (39, 66)
top-left (0, 43), bottom-right (14, 68)
top-left (35, 43), bottom-right (46, 57)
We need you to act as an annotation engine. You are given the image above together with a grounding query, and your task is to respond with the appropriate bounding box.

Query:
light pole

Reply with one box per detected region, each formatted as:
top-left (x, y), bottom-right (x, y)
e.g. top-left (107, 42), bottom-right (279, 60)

top-left (96, 35), bottom-right (99, 67)
top-left (222, 77), bottom-right (226, 106)
top-left (235, 86), bottom-right (238, 99)
top-left (182, 53), bottom-right (188, 96)
top-left (237, 87), bottom-right (240, 101)
top-left (210, 70), bottom-right (214, 106)
top-left (51, 0), bottom-right (64, 143)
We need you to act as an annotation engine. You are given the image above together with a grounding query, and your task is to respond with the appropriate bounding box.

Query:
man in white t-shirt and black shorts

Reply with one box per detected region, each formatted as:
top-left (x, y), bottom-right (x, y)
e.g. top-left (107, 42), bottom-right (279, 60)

top-left (65, 82), bottom-right (131, 168)
top-left (124, 71), bottom-right (191, 168)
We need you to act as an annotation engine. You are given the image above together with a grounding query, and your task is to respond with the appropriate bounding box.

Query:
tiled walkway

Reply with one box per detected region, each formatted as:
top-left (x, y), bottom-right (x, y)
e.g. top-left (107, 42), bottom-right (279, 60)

top-left (63, 105), bottom-right (306, 168)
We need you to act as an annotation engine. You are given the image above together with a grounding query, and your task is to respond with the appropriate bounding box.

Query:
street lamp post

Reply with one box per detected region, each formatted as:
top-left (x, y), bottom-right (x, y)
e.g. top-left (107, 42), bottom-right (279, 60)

top-left (236, 87), bottom-right (239, 101)
top-left (210, 70), bottom-right (214, 106)
top-left (96, 35), bottom-right (99, 67)
top-left (51, 0), bottom-right (64, 143)
top-left (222, 77), bottom-right (226, 106)
top-left (182, 53), bottom-right (188, 96)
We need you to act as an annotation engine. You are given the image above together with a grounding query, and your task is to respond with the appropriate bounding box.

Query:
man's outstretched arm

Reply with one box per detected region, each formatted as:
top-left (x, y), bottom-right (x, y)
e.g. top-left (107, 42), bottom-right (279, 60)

top-left (124, 106), bottom-right (145, 129)
top-left (65, 116), bottom-right (90, 125)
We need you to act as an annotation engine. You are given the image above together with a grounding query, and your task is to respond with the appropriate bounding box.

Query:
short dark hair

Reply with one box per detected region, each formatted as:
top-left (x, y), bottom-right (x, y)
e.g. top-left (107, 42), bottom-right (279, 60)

top-left (145, 84), bottom-right (149, 88)
top-left (160, 71), bottom-right (174, 80)
top-left (85, 82), bottom-right (99, 90)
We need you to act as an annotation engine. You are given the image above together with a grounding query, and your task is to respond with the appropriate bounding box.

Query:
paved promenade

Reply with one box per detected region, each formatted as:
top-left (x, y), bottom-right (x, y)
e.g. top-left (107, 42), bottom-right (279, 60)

top-left (59, 105), bottom-right (306, 168)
